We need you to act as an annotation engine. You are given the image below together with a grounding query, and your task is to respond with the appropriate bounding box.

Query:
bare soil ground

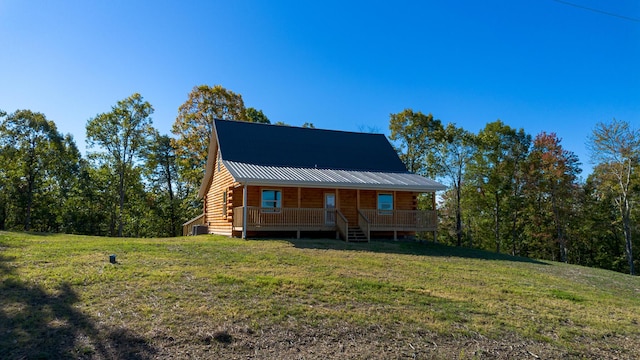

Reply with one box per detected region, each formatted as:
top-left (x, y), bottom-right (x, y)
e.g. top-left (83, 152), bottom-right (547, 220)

top-left (80, 321), bottom-right (637, 360)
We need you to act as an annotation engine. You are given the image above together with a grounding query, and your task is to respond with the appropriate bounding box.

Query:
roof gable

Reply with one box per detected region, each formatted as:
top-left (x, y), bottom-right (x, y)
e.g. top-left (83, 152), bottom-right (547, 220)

top-left (214, 119), bottom-right (408, 173)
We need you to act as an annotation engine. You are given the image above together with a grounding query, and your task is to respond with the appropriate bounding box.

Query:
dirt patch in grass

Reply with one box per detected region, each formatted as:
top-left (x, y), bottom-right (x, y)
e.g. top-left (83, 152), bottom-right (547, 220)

top-left (143, 320), bottom-right (636, 359)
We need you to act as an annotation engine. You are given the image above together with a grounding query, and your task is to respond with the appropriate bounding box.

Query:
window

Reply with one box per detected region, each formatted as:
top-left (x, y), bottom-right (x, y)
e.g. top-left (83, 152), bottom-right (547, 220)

top-left (378, 193), bottom-right (393, 214)
top-left (261, 189), bottom-right (281, 212)
top-left (222, 190), bottom-right (227, 216)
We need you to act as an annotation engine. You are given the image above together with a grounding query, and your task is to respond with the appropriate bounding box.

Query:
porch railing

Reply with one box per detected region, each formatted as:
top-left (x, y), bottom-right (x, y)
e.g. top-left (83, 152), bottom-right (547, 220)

top-left (360, 209), bottom-right (438, 231)
top-left (233, 206), bottom-right (335, 231)
top-left (231, 207), bottom-right (437, 234)
top-left (182, 213), bottom-right (205, 236)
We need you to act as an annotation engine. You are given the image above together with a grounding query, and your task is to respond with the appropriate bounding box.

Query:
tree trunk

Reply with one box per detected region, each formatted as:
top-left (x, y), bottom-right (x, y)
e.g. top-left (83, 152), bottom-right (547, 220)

top-left (620, 160), bottom-right (634, 275)
top-left (511, 207), bottom-right (518, 256)
top-left (494, 194), bottom-right (500, 253)
top-left (623, 199), bottom-right (635, 275)
top-left (165, 160), bottom-right (176, 237)
top-left (551, 191), bottom-right (567, 263)
top-left (25, 171), bottom-right (35, 231)
top-left (24, 148), bottom-right (37, 232)
top-left (118, 165), bottom-right (125, 237)
top-left (455, 177), bottom-right (462, 247)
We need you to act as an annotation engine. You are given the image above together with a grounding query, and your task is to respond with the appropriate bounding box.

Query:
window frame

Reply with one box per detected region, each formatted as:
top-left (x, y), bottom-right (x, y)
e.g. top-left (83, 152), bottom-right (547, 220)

top-left (222, 190), bottom-right (227, 217)
top-left (261, 189), bottom-right (282, 213)
top-left (377, 193), bottom-right (394, 215)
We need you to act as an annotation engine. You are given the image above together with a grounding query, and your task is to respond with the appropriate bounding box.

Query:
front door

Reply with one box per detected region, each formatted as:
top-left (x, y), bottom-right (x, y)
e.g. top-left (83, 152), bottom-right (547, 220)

top-left (325, 193), bottom-right (336, 225)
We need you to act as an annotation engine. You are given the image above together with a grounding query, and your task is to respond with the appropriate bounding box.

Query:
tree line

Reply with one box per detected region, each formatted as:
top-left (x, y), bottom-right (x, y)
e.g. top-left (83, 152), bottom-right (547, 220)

top-left (1, 86), bottom-right (638, 274)
top-left (390, 109), bottom-right (639, 275)
top-left (0, 85), bottom-right (268, 238)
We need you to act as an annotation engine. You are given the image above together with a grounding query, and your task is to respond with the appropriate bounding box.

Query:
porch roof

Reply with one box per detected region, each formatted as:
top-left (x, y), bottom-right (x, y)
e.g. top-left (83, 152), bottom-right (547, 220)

top-left (224, 160), bottom-right (447, 192)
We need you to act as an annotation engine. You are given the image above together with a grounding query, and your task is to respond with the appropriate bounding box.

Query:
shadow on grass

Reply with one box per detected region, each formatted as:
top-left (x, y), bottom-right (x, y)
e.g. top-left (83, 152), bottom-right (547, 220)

top-left (0, 249), bottom-right (156, 359)
top-left (279, 237), bottom-right (549, 265)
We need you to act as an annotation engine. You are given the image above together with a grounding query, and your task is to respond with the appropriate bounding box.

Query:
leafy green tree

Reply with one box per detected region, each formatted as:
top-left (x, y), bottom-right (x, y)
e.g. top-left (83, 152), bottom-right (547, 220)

top-left (0, 110), bottom-right (66, 231)
top-left (469, 121), bottom-right (530, 253)
top-left (0, 110), bottom-right (8, 229)
top-left (86, 93), bottom-right (155, 237)
top-left (172, 85), bottom-right (246, 197)
top-left (588, 119), bottom-right (640, 275)
top-left (146, 132), bottom-right (183, 237)
top-left (570, 174), bottom-right (626, 271)
top-left (389, 109), bottom-right (443, 176)
top-left (433, 123), bottom-right (476, 246)
top-left (245, 107), bottom-right (270, 124)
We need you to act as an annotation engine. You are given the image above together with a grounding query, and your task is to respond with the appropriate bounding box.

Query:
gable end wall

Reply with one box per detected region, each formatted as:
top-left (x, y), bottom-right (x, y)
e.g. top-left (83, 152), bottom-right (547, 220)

top-left (205, 159), bottom-right (235, 236)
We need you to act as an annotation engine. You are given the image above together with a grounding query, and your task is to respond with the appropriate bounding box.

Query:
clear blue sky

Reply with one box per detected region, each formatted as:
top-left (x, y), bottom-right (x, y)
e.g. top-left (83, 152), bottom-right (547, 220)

top-left (1, 0), bottom-right (638, 176)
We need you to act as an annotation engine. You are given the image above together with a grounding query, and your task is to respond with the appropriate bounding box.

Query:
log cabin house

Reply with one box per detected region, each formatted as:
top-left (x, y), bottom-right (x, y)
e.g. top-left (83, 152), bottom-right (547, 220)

top-left (183, 119), bottom-right (446, 241)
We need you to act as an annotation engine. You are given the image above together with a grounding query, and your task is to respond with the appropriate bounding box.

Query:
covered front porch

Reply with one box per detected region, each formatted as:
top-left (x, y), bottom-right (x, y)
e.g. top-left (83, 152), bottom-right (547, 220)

top-left (232, 206), bottom-right (438, 241)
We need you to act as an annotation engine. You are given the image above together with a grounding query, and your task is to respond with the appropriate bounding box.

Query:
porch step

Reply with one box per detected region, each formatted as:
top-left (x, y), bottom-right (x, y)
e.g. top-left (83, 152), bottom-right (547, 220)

top-left (347, 226), bottom-right (368, 242)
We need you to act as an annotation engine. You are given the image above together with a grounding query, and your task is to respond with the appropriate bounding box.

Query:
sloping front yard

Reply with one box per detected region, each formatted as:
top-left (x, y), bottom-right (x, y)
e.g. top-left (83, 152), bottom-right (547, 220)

top-left (1, 231), bottom-right (639, 359)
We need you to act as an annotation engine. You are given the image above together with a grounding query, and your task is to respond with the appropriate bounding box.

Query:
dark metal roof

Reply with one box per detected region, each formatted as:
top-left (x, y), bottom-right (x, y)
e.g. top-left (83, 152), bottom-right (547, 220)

top-left (214, 119), bottom-right (408, 173)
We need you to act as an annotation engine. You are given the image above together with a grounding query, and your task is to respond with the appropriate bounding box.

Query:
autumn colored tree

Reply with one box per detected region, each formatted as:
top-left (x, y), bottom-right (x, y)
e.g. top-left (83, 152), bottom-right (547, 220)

top-left (171, 85), bottom-right (246, 196)
top-left (524, 132), bottom-right (581, 262)
top-left (588, 119), bottom-right (639, 275)
top-left (86, 93), bottom-right (155, 237)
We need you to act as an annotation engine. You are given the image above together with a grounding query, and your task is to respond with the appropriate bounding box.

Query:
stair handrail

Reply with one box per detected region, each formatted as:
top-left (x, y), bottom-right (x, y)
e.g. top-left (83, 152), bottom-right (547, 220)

top-left (336, 210), bottom-right (349, 241)
top-left (357, 209), bottom-right (371, 242)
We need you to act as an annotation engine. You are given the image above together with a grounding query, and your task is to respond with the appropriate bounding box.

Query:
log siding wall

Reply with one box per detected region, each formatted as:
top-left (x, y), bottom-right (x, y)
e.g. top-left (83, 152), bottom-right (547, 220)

top-left (204, 158), bottom-right (236, 236)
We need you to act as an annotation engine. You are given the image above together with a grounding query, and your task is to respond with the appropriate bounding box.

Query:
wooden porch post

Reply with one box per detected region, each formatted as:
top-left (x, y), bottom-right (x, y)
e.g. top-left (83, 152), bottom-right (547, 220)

top-left (335, 188), bottom-right (340, 240)
top-left (297, 187), bottom-right (301, 239)
top-left (393, 191), bottom-right (397, 241)
top-left (242, 184), bottom-right (248, 239)
top-left (432, 192), bottom-right (437, 243)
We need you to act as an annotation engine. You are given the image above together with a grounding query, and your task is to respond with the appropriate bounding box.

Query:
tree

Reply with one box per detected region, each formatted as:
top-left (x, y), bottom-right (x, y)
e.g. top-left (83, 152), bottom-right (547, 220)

top-left (0, 110), bottom-right (66, 231)
top-left (302, 122), bottom-right (315, 128)
top-left (525, 132), bottom-right (581, 262)
top-left (172, 85), bottom-right (246, 196)
top-left (571, 173), bottom-right (626, 271)
top-left (146, 132), bottom-right (183, 237)
top-left (389, 109), bottom-right (443, 176)
top-left (86, 93), bottom-right (154, 237)
top-left (433, 123), bottom-right (476, 246)
top-left (245, 107), bottom-right (270, 124)
top-left (470, 121), bottom-right (530, 253)
top-left (0, 110), bottom-right (8, 229)
top-left (588, 119), bottom-right (639, 275)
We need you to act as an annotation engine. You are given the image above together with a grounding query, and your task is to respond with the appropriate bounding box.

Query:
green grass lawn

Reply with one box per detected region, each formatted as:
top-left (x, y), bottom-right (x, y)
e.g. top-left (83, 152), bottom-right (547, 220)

top-left (1, 231), bottom-right (639, 359)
